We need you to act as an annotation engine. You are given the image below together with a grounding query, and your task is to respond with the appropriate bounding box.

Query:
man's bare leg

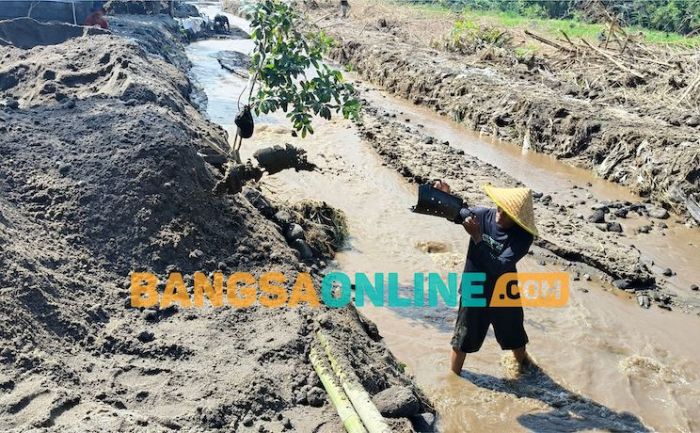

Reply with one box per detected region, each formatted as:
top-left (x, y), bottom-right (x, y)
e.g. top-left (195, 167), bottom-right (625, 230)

top-left (450, 348), bottom-right (466, 375)
top-left (512, 346), bottom-right (531, 367)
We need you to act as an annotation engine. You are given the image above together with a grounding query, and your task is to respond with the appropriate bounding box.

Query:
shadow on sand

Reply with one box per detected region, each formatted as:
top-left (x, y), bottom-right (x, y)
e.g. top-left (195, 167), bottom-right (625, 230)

top-left (459, 364), bottom-right (650, 433)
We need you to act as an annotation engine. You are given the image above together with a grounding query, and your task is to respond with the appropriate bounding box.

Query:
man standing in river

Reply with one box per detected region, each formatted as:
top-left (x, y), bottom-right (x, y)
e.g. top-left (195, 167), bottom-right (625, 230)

top-left (432, 180), bottom-right (537, 375)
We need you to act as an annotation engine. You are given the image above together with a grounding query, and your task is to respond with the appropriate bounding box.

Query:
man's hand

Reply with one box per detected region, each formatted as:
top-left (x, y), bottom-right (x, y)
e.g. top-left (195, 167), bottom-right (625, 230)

top-left (463, 216), bottom-right (482, 243)
top-left (433, 179), bottom-right (450, 193)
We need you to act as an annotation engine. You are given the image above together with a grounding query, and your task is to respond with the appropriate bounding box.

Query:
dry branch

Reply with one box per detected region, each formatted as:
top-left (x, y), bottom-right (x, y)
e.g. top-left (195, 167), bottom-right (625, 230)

top-left (581, 39), bottom-right (645, 79)
top-left (524, 29), bottom-right (574, 53)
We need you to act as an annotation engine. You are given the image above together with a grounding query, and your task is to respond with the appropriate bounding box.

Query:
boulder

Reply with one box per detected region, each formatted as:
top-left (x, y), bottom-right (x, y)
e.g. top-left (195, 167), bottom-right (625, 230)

top-left (646, 206), bottom-right (669, 219)
top-left (614, 208), bottom-right (628, 218)
top-left (372, 386), bottom-right (420, 418)
top-left (411, 413), bottom-right (436, 432)
top-left (588, 209), bottom-right (605, 223)
top-left (636, 225), bottom-right (651, 234)
top-left (285, 223), bottom-right (305, 242)
top-left (606, 222), bottom-right (623, 233)
top-left (274, 210), bottom-right (293, 226)
top-left (291, 239), bottom-right (314, 260)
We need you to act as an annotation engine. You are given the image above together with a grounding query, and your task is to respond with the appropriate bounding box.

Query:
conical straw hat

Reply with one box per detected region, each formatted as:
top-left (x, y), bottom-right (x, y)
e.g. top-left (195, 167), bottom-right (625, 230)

top-left (484, 184), bottom-right (539, 237)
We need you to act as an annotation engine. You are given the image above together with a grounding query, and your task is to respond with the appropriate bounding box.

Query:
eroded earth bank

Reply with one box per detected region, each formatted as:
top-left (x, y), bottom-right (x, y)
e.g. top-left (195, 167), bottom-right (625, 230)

top-left (318, 2), bottom-right (700, 223)
top-left (0, 12), bottom-right (428, 433)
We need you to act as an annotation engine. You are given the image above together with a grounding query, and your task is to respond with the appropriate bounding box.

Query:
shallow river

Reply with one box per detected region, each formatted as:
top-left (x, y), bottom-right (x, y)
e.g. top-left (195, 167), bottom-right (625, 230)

top-left (186, 4), bottom-right (700, 432)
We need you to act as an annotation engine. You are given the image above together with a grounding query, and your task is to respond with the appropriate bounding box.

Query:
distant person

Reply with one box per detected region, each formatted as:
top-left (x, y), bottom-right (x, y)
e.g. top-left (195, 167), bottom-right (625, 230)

top-left (84, 6), bottom-right (109, 29)
top-left (340, 0), bottom-right (350, 18)
top-left (214, 14), bottom-right (230, 34)
top-left (432, 180), bottom-right (537, 375)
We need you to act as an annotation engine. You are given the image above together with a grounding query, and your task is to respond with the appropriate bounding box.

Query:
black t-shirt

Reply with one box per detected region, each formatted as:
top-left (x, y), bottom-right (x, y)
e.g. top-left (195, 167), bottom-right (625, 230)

top-left (460, 206), bottom-right (533, 302)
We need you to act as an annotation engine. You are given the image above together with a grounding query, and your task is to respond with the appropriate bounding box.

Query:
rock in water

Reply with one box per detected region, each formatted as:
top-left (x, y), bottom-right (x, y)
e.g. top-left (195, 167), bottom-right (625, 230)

top-left (662, 268), bottom-right (674, 277)
top-left (411, 413), bottom-right (436, 432)
top-left (614, 208), bottom-right (628, 218)
top-left (216, 51), bottom-right (251, 78)
top-left (646, 206), bottom-right (669, 219)
top-left (607, 222), bottom-right (623, 233)
top-left (691, 284), bottom-right (699, 291)
top-left (372, 386), bottom-right (420, 418)
top-left (588, 209), bottom-right (606, 223)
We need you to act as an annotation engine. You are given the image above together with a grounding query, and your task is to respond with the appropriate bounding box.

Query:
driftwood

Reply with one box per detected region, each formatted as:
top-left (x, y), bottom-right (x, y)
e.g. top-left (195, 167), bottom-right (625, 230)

top-left (524, 30), bottom-right (574, 53)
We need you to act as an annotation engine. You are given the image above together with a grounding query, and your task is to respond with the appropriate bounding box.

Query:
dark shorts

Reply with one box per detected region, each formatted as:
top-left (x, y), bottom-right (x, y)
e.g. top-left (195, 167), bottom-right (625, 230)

top-left (451, 304), bottom-right (529, 353)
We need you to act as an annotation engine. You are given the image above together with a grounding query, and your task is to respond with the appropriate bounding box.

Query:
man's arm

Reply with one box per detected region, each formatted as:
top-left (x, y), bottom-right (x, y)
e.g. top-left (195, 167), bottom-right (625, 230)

top-left (471, 235), bottom-right (532, 278)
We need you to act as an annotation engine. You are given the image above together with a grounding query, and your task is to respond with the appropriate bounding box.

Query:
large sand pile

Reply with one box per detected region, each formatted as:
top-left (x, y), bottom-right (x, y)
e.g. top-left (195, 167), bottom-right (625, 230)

top-left (0, 15), bottom-right (428, 432)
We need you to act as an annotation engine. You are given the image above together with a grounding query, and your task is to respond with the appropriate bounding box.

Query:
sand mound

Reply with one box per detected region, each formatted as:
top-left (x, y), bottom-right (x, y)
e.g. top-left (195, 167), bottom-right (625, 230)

top-left (0, 13), bottom-right (429, 432)
top-left (0, 18), bottom-right (109, 49)
top-left (0, 28), bottom-right (191, 113)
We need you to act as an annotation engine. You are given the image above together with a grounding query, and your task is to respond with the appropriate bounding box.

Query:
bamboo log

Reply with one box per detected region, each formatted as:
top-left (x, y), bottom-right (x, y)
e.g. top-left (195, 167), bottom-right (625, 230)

top-left (524, 30), bottom-right (574, 53)
top-left (317, 331), bottom-right (392, 433)
top-left (310, 346), bottom-right (368, 433)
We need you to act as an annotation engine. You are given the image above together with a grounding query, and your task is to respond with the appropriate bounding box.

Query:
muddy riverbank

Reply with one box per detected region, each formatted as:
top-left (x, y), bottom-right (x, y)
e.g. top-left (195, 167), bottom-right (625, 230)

top-left (303, 3), bottom-right (700, 224)
top-left (0, 12), bottom-right (428, 432)
top-left (355, 101), bottom-right (700, 311)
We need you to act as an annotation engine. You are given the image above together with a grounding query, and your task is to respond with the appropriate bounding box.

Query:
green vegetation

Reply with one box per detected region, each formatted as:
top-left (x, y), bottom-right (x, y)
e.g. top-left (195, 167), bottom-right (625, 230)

top-left (395, 0), bottom-right (700, 47)
top-left (461, 9), bottom-right (700, 47)
top-left (439, 14), bottom-right (513, 53)
top-left (244, 0), bottom-right (361, 138)
top-left (430, 0), bottom-right (700, 34)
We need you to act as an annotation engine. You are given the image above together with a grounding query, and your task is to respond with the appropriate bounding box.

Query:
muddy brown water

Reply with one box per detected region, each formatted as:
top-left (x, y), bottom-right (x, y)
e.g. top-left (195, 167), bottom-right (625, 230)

top-left (186, 5), bottom-right (700, 432)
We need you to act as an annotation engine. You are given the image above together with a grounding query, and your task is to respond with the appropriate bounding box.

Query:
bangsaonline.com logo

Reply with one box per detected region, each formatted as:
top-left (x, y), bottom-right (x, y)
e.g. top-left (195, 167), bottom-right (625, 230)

top-left (130, 271), bottom-right (570, 309)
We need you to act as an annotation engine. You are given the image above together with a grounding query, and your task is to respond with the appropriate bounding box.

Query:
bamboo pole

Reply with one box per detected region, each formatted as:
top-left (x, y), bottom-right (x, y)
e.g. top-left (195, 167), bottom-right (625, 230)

top-left (309, 346), bottom-right (368, 433)
top-left (524, 30), bottom-right (574, 53)
top-left (317, 331), bottom-right (392, 433)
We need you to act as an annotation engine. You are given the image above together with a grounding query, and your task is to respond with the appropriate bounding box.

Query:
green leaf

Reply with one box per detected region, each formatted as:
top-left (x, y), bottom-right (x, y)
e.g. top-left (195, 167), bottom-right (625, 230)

top-left (247, 0), bottom-right (362, 137)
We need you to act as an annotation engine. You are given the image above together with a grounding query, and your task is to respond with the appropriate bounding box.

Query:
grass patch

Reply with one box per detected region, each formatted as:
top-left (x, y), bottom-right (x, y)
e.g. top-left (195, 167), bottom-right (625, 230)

top-left (470, 9), bottom-right (700, 48)
top-left (387, 1), bottom-right (700, 48)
